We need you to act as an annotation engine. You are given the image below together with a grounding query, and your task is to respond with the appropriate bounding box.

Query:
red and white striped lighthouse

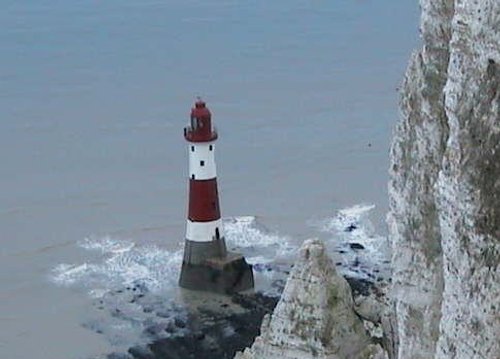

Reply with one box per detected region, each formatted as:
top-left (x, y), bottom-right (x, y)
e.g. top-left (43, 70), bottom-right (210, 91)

top-left (179, 99), bottom-right (254, 293)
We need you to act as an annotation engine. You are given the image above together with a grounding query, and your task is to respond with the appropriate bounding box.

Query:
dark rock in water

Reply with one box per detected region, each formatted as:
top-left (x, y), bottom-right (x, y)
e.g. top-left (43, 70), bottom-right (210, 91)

top-left (231, 292), bottom-right (278, 312)
top-left (349, 242), bottom-right (365, 250)
top-left (144, 323), bottom-right (168, 338)
top-left (165, 322), bottom-right (176, 334)
top-left (194, 331), bottom-right (206, 341)
top-left (155, 310), bottom-right (171, 318)
top-left (128, 292), bottom-right (278, 359)
top-left (253, 263), bottom-right (274, 272)
top-left (128, 346), bottom-right (155, 359)
top-left (345, 223), bottom-right (358, 232)
top-left (143, 306), bottom-right (153, 313)
top-left (345, 276), bottom-right (374, 297)
top-left (108, 353), bottom-right (132, 359)
top-left (132, 281), bottom-right (149, 294)
top-left (174, 318), bottom-right (186, 328)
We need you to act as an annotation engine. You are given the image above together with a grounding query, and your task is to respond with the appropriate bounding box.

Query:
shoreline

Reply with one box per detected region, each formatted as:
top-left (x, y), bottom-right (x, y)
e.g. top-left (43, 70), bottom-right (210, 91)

top-left (110, 273), bottom-right (382, 359)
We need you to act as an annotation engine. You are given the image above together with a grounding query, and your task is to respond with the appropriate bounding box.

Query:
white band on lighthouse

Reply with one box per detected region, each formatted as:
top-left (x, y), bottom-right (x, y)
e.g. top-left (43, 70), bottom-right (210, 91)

top-left (189, 142), bottom-right (217, 180)
top-left (186, 219), bottom-right (224, 242)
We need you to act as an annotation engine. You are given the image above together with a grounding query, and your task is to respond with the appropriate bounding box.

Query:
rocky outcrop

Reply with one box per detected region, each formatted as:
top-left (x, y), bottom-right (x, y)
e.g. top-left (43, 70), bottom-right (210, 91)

top-left (389, 0), bottom-right (499, 358)
top-left (387, 1), bottom-right (453, 356)
top-left (235, 239), bottom-right (381, 359)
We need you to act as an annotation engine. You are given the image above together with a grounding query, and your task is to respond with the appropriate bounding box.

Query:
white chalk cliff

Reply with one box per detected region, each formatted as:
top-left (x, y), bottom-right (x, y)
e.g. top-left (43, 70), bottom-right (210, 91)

top-left (236, 1), bottom-right (499, 359)
top-left (389, 0), bottom-right (499, 358)
top-left (235, 239), bottom-right (383, 359)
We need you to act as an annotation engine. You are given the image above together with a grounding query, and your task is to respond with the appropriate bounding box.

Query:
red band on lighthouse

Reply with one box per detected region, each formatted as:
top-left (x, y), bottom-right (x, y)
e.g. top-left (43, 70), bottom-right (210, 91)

top-left (188, 178), bottom-right (220, 222)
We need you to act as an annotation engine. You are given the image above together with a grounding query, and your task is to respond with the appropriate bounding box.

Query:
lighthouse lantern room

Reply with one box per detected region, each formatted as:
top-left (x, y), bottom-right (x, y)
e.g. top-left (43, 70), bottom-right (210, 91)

top-left (179, 99), bottom-right (254, 293)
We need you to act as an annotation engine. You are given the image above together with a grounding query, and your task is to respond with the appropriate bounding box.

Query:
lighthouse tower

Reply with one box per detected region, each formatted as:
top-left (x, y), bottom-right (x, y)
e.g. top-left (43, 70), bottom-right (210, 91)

top-left (179, 99), bottom-right (254, 293)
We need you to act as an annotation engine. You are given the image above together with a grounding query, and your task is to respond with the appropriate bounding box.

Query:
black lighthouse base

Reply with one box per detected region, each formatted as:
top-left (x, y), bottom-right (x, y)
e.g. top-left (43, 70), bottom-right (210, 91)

top-left (179, 249), bottom-right (254, 294)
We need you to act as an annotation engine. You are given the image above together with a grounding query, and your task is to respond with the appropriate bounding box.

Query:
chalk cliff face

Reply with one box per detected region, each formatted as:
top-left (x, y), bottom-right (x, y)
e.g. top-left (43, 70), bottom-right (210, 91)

top-left (389, 1), bottom-right (499, 358)
top-left (236, 2), bottom-right (498, 359)
top-left (235, 239), bottom-right (378, 359)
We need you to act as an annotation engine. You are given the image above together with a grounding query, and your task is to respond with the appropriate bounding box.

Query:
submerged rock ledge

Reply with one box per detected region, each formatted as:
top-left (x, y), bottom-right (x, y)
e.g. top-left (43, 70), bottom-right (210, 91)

top-left (118, 239), bottom-right (384, 359)
top-left (121, 292), bottom-right (279, 359)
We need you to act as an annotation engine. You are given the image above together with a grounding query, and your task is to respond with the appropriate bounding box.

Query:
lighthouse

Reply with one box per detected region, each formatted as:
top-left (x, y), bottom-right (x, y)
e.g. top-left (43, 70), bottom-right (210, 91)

top-left (179, 99), bottom-right (254, 293)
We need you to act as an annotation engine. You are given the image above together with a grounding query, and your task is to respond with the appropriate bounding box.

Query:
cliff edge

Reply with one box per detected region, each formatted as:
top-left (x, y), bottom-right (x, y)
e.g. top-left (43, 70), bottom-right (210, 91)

top-left (389, 0), bottom-right (499, 358)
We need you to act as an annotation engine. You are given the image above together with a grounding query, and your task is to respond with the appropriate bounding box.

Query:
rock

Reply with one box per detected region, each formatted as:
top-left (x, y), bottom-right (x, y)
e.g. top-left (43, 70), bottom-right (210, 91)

top-left (164, 321), bottom-right (175, 334)
top-left (350, 243), bottom-right (365, 250)
top-left (345, 277), bottom-right (374, 297)
top-left (360, 344), bottom-right (389, 359)
top-left (144, 323), bottom-right (167, 338)
top-left (389, 0), bottom-right (500, 358)
top-left (235, 239), bottom-right (374, 359)
top-left (354, 295), bottom-right (384, 324)
top-left (345, 224), bottom-right (358, 232)
top-left (127, 292), bottom-right (278, 359)
top-left (174, 318), bottom-right (186, 328)
top-left (194, 331), bottom-right (205, 341)
top-left (128, 346), bottom-right (155, 359)
top-left (108, 353), bottom-right (132, 359)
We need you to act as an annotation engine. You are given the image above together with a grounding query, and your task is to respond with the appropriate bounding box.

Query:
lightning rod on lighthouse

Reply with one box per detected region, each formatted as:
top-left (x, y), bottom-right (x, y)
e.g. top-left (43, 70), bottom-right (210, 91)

top-left (179, 99), bottom-right (254, 293)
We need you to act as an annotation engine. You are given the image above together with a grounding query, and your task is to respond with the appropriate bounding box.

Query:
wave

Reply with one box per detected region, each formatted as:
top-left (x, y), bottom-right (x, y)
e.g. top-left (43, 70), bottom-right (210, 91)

top-left (50, 209), bottom-right (385, 349)
top-left (51, 216), bottom-right (295, 297)
top-left (312, 204), bottom-right (389, 281)
top-left (51, 236), bottom-right (183, 295)
top-left (223, 216), bottom-right (296, 261)
top-left (51, 207), bottom-right (387, 296)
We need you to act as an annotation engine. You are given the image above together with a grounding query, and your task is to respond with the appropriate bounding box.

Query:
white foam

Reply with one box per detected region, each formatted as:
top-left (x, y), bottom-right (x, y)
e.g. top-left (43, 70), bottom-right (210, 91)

top-left (223, 216), bottom-right (296, 259)
top-left (245, 255), bottom-right (273, 265)
top-left (51, 216), bottom-right (294, 296)
top-left (52, 263), bottom-right (93, 285)
top-left (313, 204), bottom-right (389, 280)
top-left (89, 288), bottom-right (108, 299)
top-left (51, 236), bottom-right (183, 294)
top-left (319, 203), bottom-right (376, 233)
top-left (79, 236), bottom-right (135, 254)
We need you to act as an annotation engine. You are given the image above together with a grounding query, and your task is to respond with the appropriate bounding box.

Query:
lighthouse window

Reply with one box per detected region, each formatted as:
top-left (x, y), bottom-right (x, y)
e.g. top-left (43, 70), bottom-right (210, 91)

top-left (200, 160), bottom-right (205, 166)
top-left (215, 228), bottom-right (220, 239)
top-left (191, 146), bottom-right (195, 152)
top-left (209, 145), bottom-right (213, 151)
top-left (191, 174), bottom-right (195, 179)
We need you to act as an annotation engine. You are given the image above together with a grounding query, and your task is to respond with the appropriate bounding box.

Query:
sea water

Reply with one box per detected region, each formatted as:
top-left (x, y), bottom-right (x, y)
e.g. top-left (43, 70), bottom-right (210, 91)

top-left (0, 1), bottom-right (418, 358)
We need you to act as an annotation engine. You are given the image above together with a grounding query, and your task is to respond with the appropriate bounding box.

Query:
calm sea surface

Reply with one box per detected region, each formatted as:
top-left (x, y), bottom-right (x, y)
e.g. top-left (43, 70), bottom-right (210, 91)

top-left (1, 1), bottom-right (418, 358)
